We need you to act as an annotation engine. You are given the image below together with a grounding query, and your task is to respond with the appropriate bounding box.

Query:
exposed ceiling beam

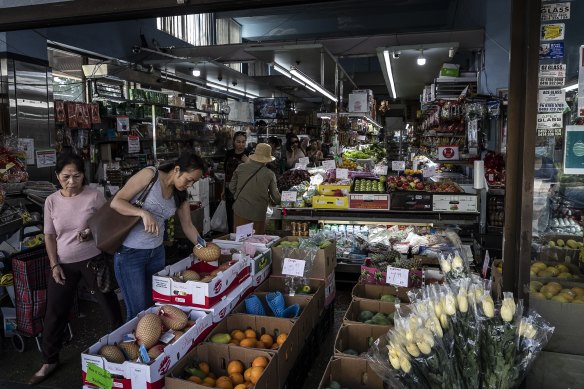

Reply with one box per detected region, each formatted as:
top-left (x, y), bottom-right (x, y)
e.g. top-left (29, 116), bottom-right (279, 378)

top-left (0, 0), bottom-right (343, 31)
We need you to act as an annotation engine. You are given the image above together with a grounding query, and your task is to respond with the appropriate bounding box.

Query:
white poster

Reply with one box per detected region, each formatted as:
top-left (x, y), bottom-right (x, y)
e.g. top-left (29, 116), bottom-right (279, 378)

top-left (541, 23), bottom-right (565, 41)
top-left (35, 149), bottom-right (57, 168)
top-left (536, 113), bottom-right (563, 130)
top-left (539, 63), bottom-right (566, 87)
top-left (541, 3), bottom-right (570, 21)
top-left (17, 138), bottom-right (35, 165)
top-left (538, 89), bottom-right (567, 112)
top-left (128, 136), bottom-right (140, 154)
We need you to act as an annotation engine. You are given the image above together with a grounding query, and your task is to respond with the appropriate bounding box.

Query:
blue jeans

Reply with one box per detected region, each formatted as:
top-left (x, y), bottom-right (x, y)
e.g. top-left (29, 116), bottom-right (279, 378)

top-left (114, 245), bottom-right (165, 321)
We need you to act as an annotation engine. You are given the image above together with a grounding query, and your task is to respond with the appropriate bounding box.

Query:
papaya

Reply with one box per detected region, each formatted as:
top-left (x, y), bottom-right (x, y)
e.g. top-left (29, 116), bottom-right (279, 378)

top-left (210, 333), bottom-right (231, 344)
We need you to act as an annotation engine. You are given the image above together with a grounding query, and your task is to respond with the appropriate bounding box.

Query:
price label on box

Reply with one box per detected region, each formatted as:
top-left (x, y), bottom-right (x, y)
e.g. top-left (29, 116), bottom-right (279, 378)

top-left (282, 191), bottom-right (297, 202)
top-left (386, 266), bottom-right (409, 287)
top-left (391, 161), bottom-right (405, 171)
top-left (336, 168), bottom-right (349, 179)
top-left (282, 258), bottom-right (306, 277)
top-left (322, 160), bottom-right (336, 170)
top-left (299, 157), bottom-right (310, 165)
top-left (235, 222), bottom-right (254, 242)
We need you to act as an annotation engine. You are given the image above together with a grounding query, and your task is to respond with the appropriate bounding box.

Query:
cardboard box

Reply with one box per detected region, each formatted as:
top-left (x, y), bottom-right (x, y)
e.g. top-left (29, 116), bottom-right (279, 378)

top-left (348, 193), bottom-right (390, 210)
top-left (432, 194), bottom-right (478, 213)
top-left (190, 277), bottom-right (253, 323)
top-left (82, 307), bottom-right (213, 389)
top-left (212, 234), bottom-right (281, 250)
top-left (526, 351), bottom-right (584, 389)
top-left (334, 323), bottom-right (390, 358)
top-left (271, 236), bottom-right (337, 279)
top-left (529, 297), bottom-right (584, 355)
top-left (165, 344), bottom-right (277, 389)
top-left (231, 291), bottom-right (315, 342)
top-left (312, 195), bottom-right (349, 209)
top-left (343, 299), bottom-right (397, 326)
top-left (214, 244), bottom-right (271, 277)
top-left (323, 271), bottom-right (337, 307)
top-left (152, 255), bottom-right (250, 308)
top-left (317, 356), bottom-right (385, 389)
top-left (352, 283), bottom-right (411, 303)
top-left (317, 184), bottom-right (351, 196)
top-left (251, 264), bottom-right (271, 287)
top-left (390, 191), bottom-right (432, 211)
top-left (348, 93), bottom-right (369, 113)
top-left (255, 276), bottom-right (325, 318)
top-left (205, 315), bottom-right (299, 388)
top-left (1, 307), bottom-right (16, 337)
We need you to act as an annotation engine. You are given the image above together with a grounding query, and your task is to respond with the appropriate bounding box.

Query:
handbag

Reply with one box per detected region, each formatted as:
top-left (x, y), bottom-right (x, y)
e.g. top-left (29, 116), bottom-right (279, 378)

top-left (87, 254), bottom-right (114, 293)
top-left (87, 168), bottom-right (159, 255)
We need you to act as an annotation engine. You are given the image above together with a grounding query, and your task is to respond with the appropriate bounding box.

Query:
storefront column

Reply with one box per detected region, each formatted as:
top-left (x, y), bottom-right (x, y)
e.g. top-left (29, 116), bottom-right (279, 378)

top-left (503, 0), bottom-right (541, 301)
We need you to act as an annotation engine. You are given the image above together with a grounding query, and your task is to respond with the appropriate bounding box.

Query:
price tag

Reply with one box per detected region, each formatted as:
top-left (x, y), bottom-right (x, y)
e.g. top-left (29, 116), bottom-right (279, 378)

top-left (391, 161), bottom-right (406, 171)
top-left (482, 250), bottom-right (491, 278)
top-left (86, 363), bottom-right (113, 389)
top-left (195, 235), bottom-right (207, 249)
top-left (386, 266), bottom-right (409, 287)
top-left (322, 160), bottom-right (336, 170)
top-left (423, 166), bottom-right (436, 177)
top-left (160, 330), bottom-right (176, 344)
top-left (235, 222), bottom-right (254, 242)
top-left (122, 333), bottom-right (136, 343)
top-left (294, 163), bottom-right (307, 170)
top-left (139, 344), bottom-right (151, 364)
top-left (282, 191), bottom-right (298, 202)
top-left (299, 157), bottom-right (310, 165)
top-left (282, 258), bottom-right (306, 277)
top-left (375, 165), bottom-right (389, 175)
top-left (336, 168), bottom-right (349, 179)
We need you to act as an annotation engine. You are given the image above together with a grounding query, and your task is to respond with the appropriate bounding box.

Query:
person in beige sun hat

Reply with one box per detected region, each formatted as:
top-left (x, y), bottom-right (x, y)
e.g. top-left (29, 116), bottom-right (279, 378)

top-left (229, 143), bottom-right (280, 234)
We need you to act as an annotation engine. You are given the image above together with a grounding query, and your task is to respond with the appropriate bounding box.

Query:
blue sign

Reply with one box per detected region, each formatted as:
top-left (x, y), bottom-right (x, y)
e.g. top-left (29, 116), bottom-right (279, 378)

top-left (540, 42), bottom-right (564, 59)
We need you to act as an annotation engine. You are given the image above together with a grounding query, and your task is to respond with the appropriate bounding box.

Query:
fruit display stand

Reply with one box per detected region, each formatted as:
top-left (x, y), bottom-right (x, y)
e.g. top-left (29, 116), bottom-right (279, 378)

top-left (318, 356), bottom-right (385, 389)
top-left (166, 343), bottom-right (278, 389)
top-left (82, 307), bottom-right (213, 389)
top-left (334, 323), bottom-right (390, 358)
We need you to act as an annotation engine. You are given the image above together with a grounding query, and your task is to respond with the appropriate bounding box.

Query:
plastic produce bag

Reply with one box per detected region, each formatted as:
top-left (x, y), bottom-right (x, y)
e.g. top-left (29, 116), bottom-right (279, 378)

top-left (210, 200), bottom-right (228, 232)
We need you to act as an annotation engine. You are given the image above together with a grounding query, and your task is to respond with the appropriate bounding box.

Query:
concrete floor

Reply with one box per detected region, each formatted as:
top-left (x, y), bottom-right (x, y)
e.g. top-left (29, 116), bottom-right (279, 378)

top-left (0, 283), bottom-right (353, 389)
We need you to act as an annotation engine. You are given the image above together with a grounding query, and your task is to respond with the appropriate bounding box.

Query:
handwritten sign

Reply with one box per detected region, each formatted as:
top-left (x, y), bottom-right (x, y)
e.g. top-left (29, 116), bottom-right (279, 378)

top-left (282, 258), bottom-right (306, 277)
top-left (281, 191), bottom-right (298, 202)
top-left (386, 266), bottom-right (409, 287)
top-left (336, 168), bottom-right (349, 180)
top-left (299, 157), bottom-right (310, 165)
top-left (322, 160), bottom-right (336, 170)
top-left (391, 161), bottom-right (406, 171)
top-left (235, 223), bottom-right (254, 242)
top-left (86, 363), bottom-right (113, 389)
top-left (375, 165), bottom-right (389, 175)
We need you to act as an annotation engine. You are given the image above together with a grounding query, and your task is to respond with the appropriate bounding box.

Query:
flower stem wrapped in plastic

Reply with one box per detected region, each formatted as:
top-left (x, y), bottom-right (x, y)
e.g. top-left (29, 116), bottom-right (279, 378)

top-left (439, 251), bottom-right (469, 283)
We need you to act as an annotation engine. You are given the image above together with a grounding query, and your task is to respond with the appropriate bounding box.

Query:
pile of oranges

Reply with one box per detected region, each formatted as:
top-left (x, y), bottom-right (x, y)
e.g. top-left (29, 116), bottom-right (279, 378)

top-left (228, 328), bottom-right (288, 350)
top-left (187, 356), bottom-right (268, 388)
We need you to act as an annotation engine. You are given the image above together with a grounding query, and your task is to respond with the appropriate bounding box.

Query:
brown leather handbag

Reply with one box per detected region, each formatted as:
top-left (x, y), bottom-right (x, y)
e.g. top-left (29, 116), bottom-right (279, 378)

top-left (88, 169), bottom-right (158, 255)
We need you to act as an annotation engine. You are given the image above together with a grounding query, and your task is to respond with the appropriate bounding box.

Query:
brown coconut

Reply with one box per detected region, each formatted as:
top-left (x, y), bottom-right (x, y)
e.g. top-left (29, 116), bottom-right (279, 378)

top-left (158, 305), bottom-right (188, 331)
top-left (119, 342), bottom-right (140, 361)
top-left (136, 313), bottom-right (163, 348)
top-left (99, 344), bottom-right (125, 363)
top-left (193, 242), bottom-right (221, 262)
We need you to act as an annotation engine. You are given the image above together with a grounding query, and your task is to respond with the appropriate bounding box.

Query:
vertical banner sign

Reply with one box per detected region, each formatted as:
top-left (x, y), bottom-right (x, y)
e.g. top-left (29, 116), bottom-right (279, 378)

top-left (539, 64), bottom-right (566, 87)
top-left (541, 3), bottom-right (570, 21)
top-left (578, 46), bottom-right (584, 117)
top-left (563, 126), bottom-right (584, 174)
top-left (538, 89), bottom-right (567, 113)
top-left (540, 23), bottom-right (565, 41)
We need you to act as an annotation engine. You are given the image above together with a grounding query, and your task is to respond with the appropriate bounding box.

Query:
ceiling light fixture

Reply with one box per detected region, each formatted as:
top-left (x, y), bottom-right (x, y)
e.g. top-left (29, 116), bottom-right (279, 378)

top-left (383, 50), bottom-right (397, 99)
top-left (206, 81), bottom-right (227, 91)
top-left (229, 88), bottom-right (246, 96)
top-left (246, 91), bottom-right (260, 98)
top-left (289, 66), bottom-right (338, 102)
top-left (273, 63), bottom-right (292, 78)
top-left (192, 68), bottom-right (201, 77)
top-left (417, 49), bottom-right (426, 66)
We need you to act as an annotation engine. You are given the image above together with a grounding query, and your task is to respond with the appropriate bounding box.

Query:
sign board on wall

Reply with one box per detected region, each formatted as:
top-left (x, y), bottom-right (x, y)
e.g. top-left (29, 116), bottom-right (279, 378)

top-left (541, 3), bottom-right (570, 21)
top-left (540, 42), bottom-right (564, 59)
top-left (539, 64), bottom-right (566, 87)
top-left (538, 89), bottom-right (567, 113)
top-left (537, 113), bottom-right (563, 130)
top-left (541, 23), bottom-right (565, 41)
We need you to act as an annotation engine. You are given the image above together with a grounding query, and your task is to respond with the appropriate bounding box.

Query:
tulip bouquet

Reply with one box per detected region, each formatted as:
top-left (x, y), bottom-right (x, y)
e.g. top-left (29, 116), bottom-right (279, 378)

top-left (368, 277), bottom-right (554, 389)
top-left (439, 251), bottom-right (469, 283)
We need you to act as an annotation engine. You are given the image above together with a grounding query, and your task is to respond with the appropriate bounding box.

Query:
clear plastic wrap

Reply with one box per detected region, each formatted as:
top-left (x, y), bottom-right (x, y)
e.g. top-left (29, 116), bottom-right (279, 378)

top-left (438, 251), bottom-right (470, 283)
top-left (280, 246), bottom-right (316, 296)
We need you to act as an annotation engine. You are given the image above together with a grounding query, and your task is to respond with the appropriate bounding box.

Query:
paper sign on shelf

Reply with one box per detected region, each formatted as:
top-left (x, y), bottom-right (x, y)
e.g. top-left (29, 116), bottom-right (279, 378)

top-left (235, 222), bottom-right (254, 242)
top-left (86, 363), bottom-right (113, 389)
top-left (336, 168), bottom-right (349, 180)
top-left (282, 258), bottom-right (306, 277)
top-left (375, 165), bottom-right (389, 175)
top-left (298, 157), bottom-right (310, 165)
top-left (322, 160), bottom-right (336, 170)
top-left (294, 163), bottom-right (307, 170)
top-left (423, 166), bottom-right (436, 177)
top-left (391, 161), bottom-right (406, 171)
top-left (386, 266), bottom-right (409, 287)
top-left (281, 191), bottom-right (298, 202)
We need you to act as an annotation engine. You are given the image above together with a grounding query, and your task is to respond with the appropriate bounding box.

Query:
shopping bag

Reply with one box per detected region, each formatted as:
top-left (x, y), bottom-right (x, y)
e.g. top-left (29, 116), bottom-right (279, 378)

top-left (210, 200), bottom-right (229, 232)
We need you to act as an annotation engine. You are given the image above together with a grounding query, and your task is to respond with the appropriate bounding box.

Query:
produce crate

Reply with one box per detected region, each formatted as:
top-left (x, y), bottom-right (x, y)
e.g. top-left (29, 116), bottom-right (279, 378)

top-left (317, 356), bottom-right (384, 389)
top-left (351, 283), bottom-right (411, 303)
top-left (343, 299), bottom-right (396, 327)
top-left (317, 184), bottom-right (351, 196)
top-left (271, 236), bottom-right (337, 279)
top-left (334, 323), bottom-right (390, 358)
top-left (348, 193), bottom-right (390, 210)
top-left (390, 191), bottom-right (432, 211)
top-left (256, 276), bottom-right (325, 319)
top-left (526, 351), bottom-right (584, 389)
top-left (311, 195), bottom-right (349, 209)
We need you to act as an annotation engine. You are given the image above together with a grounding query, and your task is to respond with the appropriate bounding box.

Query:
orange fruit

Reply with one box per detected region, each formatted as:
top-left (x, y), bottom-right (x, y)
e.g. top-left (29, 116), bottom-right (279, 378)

top-left (252, 356), bottom-right (269, 368)
top-left (276, 333), bottom-right (288, 345)
top-left (229, 373), bottom-right (244, 385)
top-left (256, 340), bottom-right (266, 349)
top-left (244, 329), bottom-right (256, 339)
top-left (229, 339), bottom-right (240, 346)
top-left (239, 338), bottom-right (256, 348)
top-left (227, 360), bottom-right (244, 375)
top-left (259, 334), bottom-right (273, 348)
top-left (234, 384), bottom-right (247, 389)
top-left (198, 362), bottom-right (210, 375)
top-left (203, 377), bottom-right (216, 386)
top-left (231, 329), bottom-right (245, 341)
top-left (250, 366), bottom-right (264, 384)
top-left (188, 376), bottom-right (203, 383)
top-left (216, 376), bottom-right (233, 389)
top-left (243, 367), bottom-right (252, 382)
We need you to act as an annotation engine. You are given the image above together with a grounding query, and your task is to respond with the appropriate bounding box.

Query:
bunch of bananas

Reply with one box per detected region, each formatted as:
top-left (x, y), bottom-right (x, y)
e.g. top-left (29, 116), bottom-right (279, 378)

top-left (0, 273), bottom-right (13, 286)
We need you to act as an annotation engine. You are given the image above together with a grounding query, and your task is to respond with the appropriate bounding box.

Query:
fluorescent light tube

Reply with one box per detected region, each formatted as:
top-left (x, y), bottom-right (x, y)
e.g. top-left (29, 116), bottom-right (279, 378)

top-left (383, 50), bottom-right (397, 99)
top-left (206, 82), bottom-right (227, 91)
top-left (273, 63), bottom-right (292, 78)
top-left (290, 66), bottom-right (338, 102)
top-left (229, 88), bottom-right (246, 96)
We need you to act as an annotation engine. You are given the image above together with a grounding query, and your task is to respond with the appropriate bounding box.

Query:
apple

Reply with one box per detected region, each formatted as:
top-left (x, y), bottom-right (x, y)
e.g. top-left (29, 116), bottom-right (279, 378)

top-left (416, 182), bottom-right (424, 190)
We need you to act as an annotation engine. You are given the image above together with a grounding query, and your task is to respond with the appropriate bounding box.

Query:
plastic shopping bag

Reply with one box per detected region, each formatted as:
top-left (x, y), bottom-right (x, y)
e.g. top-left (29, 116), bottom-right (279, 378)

top-left (210, 200), bottom-right (229, 232)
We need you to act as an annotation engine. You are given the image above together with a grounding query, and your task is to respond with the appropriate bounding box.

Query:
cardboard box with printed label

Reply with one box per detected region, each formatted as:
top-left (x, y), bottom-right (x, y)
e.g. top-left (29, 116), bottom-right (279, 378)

top-left (205, 315), bottom-right (299, 388)
top-left (343, 299), bottom-right (396, 326)
top-left (318, 356), bottom-right (385, 389)
top-left (82, 307), bottom-right (213, 389)
top-left (271, 236), bottom-right (337, 279)
top-left (191, 277), bottom-right (253, 323)
top-left (165, 343), bottom-right (278, 389)
top-left (334, 323), bottom-right (391, 358)
top-left (152, 255), bottom-right (250, 309)
top-left (432, 194), bottom-right (478, 213)
top-left (351, 283), bottom-right (411, 303)
top-left (312, 195), bottom-right (349, 209)
top-left (214, 243), bottom-right (272, 277)
top-left (348, 193), bottom-right (390, 210)
top-left (317, 184), bottom-right (351, 196)
top-left (348, 93), bottom-right (370, 113)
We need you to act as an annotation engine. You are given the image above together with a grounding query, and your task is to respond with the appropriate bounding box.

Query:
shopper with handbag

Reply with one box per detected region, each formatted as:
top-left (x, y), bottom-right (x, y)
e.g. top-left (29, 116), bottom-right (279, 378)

top-left (29, 152), bottom-right (123, 385)
top-left (223, 131), bottom-right (249, 232)
top-left (229, 143), bottom-right (281, 234)
top-left (110, 152), bottom-right (205, 321)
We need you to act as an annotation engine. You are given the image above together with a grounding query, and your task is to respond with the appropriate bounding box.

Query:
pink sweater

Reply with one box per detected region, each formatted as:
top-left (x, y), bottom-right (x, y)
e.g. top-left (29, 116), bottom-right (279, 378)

top-left (44, 187), bottom-right (105, 263)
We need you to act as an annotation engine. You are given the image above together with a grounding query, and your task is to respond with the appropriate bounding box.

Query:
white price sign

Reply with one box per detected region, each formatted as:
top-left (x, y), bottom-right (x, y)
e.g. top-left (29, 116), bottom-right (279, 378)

top-left (235, 222), bottom-right (254, 242)
top-left (282, 258), bottom-right (306, 277)
top-left (336, 168), bottom-right (349, 179)
top-left (322, 160), bottom-right (336, 170)
top-left (281, 191), bottom-right (297, 202)
top-left (386, 266), bottom-right (409, 287)
top-left (391, 161), bottom-right (406, 171)
top-left (423, 166), bottom-right (436, 177)
top-left (299, 157), bottom-right (310, 165)
top-left (375, 165), bottom-right (389, 175)
top-left (294, 163), bottom-right (307, 170)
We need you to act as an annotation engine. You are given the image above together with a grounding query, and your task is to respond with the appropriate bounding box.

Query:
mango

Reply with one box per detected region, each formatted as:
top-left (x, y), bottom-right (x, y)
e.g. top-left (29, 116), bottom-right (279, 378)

top-left (558, 293), bottom-right (574, 302)
top-left (551, 295), bottom-right (569, 303)
top-left (538, 270), bottom-right (554, 278)
top-left (555, 264), bottom-right (569, 273)
top-left (547, 282), bottom-right (562, 291)
top-left (547, 267), bottom-right (560, 277)
top-left (530, 281), bottom-right (543, 292)
top-left (557, 272), bottom-right (572, 279)
top-left (566, 239), bottom-right (578, 249)
top-left (571, 287), bottom-right (584, 296)
top-left (210, 333), bottom-right (231, 344)
top-left (531, 292), bottom-right (546, 300)
top-left (557, 239), bottom-right (565, 247)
